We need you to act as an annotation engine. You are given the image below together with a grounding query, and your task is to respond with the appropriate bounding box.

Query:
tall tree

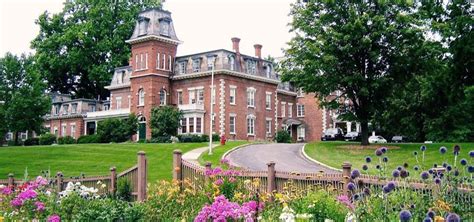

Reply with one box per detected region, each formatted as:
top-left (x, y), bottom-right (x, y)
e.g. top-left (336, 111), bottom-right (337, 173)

top-left (280, 1), bottom-right (429, 145)
top-left (32, 0), bottom-right (161, 99)
top-left (150, 106), bottom-right (183, 138)
top-left (0, 53), bottom-right (51, 144)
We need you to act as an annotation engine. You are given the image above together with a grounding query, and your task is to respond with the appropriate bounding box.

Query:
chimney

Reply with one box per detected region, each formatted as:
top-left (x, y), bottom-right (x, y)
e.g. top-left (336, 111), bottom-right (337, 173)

top-left (254, 44), bottom-right (262, 59)
top-left (231, 37), bottom-right (241, 53)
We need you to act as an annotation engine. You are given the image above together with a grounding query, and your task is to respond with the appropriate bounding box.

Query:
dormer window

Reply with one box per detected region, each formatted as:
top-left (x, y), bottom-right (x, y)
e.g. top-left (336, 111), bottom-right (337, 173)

top-left (192, 58), bottom-right (201, 72)
top-left (207, 55), bottom-right (216, 71)
top-left (265, 64), bottom-right (272, 78)
top-left (137, 17), bottom-right (150, 36)
top-left (118, 71), bottom-right (125, 84)
top-left (178, 61), bottom-right (187, 74)
top-left (229, 56), bottom-right (235, 71)
top-left (246, 60), bottom-right (256, 74)
top-left (159, 18), bottom-right (171, 37)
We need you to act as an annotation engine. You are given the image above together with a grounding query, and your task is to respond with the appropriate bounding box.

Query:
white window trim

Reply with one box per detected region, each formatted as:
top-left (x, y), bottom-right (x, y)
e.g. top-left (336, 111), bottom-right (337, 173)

top-left (156, 53), bottom-right (160, 70)
top-left (138, 88), bottom-right (145, 107)
top-left (297, 104), bottom-right (305, 117)
top-left (266, 117), bottom-right (272, 135)
top-left (247, 87), bottom-right (256, 108)
top-left (288, 103), bottom-right (293, 118)
top-left (246, 114), bottom-right (256, 136)
top-left (162, 54), bottom-right (167, 70)
top-left (145, 53), bottom-right (148, 69)
top-left (265, 92), bottom-right (272, 110)
top-left (229, 85), bottom-right (237, 105)
top-left (168, 55), bottom-right (172, 71)
top-left (229, 113), bottom-right (237, 135)
top-left (281, 102), bottom-right (286, 117)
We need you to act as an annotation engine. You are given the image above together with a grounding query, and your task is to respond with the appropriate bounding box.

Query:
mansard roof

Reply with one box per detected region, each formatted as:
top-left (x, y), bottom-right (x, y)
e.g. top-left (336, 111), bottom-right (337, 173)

top-left (128, 8), bottom-right (180, 44)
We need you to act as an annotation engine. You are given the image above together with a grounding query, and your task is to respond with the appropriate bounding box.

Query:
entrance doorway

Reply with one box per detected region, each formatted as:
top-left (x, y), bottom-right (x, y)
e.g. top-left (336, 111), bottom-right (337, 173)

top-left (138, 116), bottom-right (146, 141)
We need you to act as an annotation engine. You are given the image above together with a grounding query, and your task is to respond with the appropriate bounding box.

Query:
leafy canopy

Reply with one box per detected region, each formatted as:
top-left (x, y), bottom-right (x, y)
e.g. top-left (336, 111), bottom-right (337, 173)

top-left (150, 106), bottom-right (183, 138)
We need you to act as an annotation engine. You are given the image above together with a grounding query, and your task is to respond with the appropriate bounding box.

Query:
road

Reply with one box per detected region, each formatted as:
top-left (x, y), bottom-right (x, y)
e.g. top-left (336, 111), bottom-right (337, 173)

top-left (226, 143), bottom-right (338, 173)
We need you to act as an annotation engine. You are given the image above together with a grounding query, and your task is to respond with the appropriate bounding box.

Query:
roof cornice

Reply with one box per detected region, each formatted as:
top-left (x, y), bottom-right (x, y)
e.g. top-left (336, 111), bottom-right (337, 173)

top-left (171, 70), bottom-right (281, 85)
top-left (126, 35), bottom-right (182, 45)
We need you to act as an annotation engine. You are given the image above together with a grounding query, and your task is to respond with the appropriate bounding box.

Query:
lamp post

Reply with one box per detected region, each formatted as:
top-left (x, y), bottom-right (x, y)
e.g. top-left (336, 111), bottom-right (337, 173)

top-left (208, 56), bottom-right (216, 155)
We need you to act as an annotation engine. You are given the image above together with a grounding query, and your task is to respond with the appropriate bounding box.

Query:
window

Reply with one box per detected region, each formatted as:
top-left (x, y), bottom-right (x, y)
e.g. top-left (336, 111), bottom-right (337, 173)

top-left (178, 61), bottom-right (186, 74)
top-left (104, 104), bottom-right (110, 111)
top-left (288, 103), bottom-right (293, 118)
top-left (297, 126), bottom-right (305, 141)
top-left (135, 54), bottom-right (139, 70)
top-left (197, 89), bottom-right (204, 105)
top-left (229, 86), bottom-right (236, 105)
top-left (266, 119), bottom-right (272, 134)
top-left (189, 90), bottom-right (196, 104)
top-left (157, 53), bottom-right (161, 69)
top-left (265, 64), bottom-right (272, 78)
top-left (297, 104), bottom-right (305, 117)
top-left (54, 105), bottom-right (60, 115)
top-left (138, 89), bottom-right (145, 106)
top-left (71, 104), bottom-right (77, 114)
top-left (207, 56), bottom-right (215, 71)
top-left (192, 59), bottom-right (201, 72)
top-left (145, 53), bottom-right (148, 69)
top-left (138, 17), bottom-right (148, 36)
top-left (159, 89), bottom-right (166, 105)
top-left (247, 88), bottom-right (255, 108)
top-left (189, 117), bottom-right (194, 133)
top-left (196, 117), bottom-right (202, 133)
top-left (61, 125), bottom-right (67, 137)
top-left (246, 60), bottom-right (256, 74)
top-left (116, 97), bottom-right (122, 109)
top-left (54, 127), bottom-right (58, 136)
top-left (62, 105), bottom-right (69, 115)
top-left (297, 88), bottom-right (305, 97)
top-left (159, 19), bottom-right (170, 36)
top-left (162, 54), bottom-right (166, 70)
top-left (229, 56), bottom-right (235, 71)
top-left (168, 55), bottom-right (172, 71)
top-left (281, 102), bottom-right (286, 117)
top-left (181, 118), bottom-right (187, 133)
top-left (265, 92), bottom-right (272, 110)
top-left (247, 115), bottom-right (255, 136)
top-left (177, 91), bottom-right (183, 105)
top-left (89, 104), bottom-right (96, 112)
top-left (140, 54), bottom-right (144, 70)
top-left (229, 115), bottom-right (236, 134)
top-left (20, 132), bottom-right (28, 140)
top-left (71, 125), bottom-right (76, 139)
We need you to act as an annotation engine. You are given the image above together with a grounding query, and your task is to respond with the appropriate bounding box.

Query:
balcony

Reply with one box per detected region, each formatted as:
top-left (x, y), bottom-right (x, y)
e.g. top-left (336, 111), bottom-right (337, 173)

top-left (178, 103), bottom-right (205, 113)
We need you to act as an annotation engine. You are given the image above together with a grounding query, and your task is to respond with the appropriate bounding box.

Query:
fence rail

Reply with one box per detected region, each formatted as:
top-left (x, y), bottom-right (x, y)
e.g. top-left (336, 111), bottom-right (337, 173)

top-left (0, 151), bottom-right (147, 202)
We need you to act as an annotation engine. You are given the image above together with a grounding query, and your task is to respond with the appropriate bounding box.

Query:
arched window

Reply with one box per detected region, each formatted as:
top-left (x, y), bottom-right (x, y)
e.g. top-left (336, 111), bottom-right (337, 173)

top-left (139, 116), bottom-right (146, 123)
top-left (138, 89), bottom-right (145, 106)
top-left (159, 89), bottom-right (166, 105)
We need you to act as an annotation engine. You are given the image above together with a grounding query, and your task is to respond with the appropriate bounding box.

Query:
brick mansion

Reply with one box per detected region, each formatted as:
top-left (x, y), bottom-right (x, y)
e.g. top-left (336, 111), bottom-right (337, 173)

top-left (39, 8), bottom-right (360, 142)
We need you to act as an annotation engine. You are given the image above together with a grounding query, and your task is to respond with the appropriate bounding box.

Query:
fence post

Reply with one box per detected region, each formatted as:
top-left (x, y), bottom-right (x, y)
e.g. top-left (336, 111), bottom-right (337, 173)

top-left (342, 162), bottom-right (352, 196)
top-left (8, 173), bottom-right (14, 187)
top-left (137, 151), bottom-right (147, 202)
top-left (110, 167), bottom-right (117, 195)
top-left (267, 162), bottom-right (276, 194)
top-left (173, 150), bottom-right (183, 182)
top-left (205, 162), bottom-right (212, 184)
top-left (56, 172), bottom-right (63, 193)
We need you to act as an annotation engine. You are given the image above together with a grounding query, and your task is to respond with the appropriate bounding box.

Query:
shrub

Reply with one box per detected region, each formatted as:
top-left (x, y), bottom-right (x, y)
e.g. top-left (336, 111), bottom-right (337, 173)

top-left (116, 178), bottom-right (133, 202)
top-left (212, 133), bottom-right (220, 142)
top-left (7, 140), bottom-right (17, 146)
top-left (23, 138), bottom-right (39, 146)
top-left (150, 136), bottom-right (171, 143)
top-left (275, 130), bottom-right (292, 143)
top-left (77, 134), bottom-right (100, 144)
top-left (150, 106), bottom-right (183, 138)
top-left (57, 136), bottom-right (76, 144)
top-left (97, 114), bottom-right (138, 143)
top-left (39, 133), bottom-right (56, 145)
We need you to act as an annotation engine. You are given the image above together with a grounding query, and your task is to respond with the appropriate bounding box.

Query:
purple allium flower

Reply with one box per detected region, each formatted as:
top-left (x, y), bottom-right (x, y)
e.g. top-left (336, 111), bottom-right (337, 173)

top-left (453, 145), bottom-right (460, 156)
top-left (362, 164), bottom-right (368, 171)
top-left (375, 149), bottom-right (383, 156)
top-left (421, 171), bottom-right (429, 180)
top-left (439, 146), bottom-right (447, 154)
top-left (351, 169), bottom-right (361, 178)
top-left (403, 162), bottom-right (409, 168)
top-left (428, 169), bottom-right (434, 174)
top-left (399, 210), bottom-right (412, 222)
top-left (468, 165), bottom-right (474, 173)
top-left (434, 178), bottom-right (441, 184)
top-left (383, 156), bottom-right (389, 162)
top-left (35, 201), bottom-right (45, 211)
top-left (376, 165), bottom-right (381, 169)
top-left (446, 213), bottom-right (461, 222)
top-left (424, 217), bottom-right (433, 222)
top-left (352, 193), bottom-right (360, 200)
top-left (420, 145), bottom-right (426, 151)
top-left (363, 187), bottom-right (370, 195)
top-left (433, 164), bottom-right (438, 168)
top-left (414, 165), bottom-right (419, 171)
top-left (446, 165), bottom-right (452, 171)
top-left (397, 166), bottom-right (403, 171)
top-left (400, 169), bottom-right (409, 178)
top-left (347, 182), bottom-right (356, 191)
top-left (365, 156), bottom-right (372, 163)
top-left (387, 181), bottom-right (396, 190)
top-left (392, 170), bottom-right (400, 178)
top-left (470, 150), bottom-right (474, 158)
top-left (460, 159), bottom-right (467, 166)
top-left (383, 185), bottom-right (391, 193)
top-left (454, 170), bottom-right (460, 176)
top-left (381, 147), bottom-right (387, 153)
top-left (410, 204), bottom-right (415, 209)
top-left (442, 162), bottom-right (448, 168)
top-left (413, 151), bottom-right (418, 156)
top-left (47, 214), bottom-right (61, 222)
top-left (427, 210), bottom-right (435, 218)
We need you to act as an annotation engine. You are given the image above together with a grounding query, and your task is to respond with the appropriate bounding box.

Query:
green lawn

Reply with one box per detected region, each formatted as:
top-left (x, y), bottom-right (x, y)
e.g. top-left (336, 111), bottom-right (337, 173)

top-left (0, 143), bottom-right (213, 182)
top-left (198, 141), bottom-right (249, 167)
top-left (305, 142), bottom-right (473, 175)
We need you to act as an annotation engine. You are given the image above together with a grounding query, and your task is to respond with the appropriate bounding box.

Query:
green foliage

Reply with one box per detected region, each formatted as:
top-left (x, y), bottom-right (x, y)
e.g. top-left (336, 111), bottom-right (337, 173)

top-left (23, 138), bottom-right (39, 146)
top-left (275, 130), bottom-right (291, 143)
top-left (150, 136), bottom-right (171, 143)
top-left (150, 106), bottom-right (183, 138)
top-left (280, 1), bottom-right (431, 145)
top-left (96, 114), bottom-right (138, 143)
top-left (290, 190), bottom-right (348, 221)
top-left (77, 134), bottom-right (101, 144)
top-left (0, 53), bottom-right (51, 144)
top-left (31, 0), bottom-right (161, 98)
top-left (39, 133), bottom-right (56, 145)
top-left (57, 136), bottom-right (76, 144)
top-left (116, 178), bottom-right (133, 202)
top-left (178, 134), bottom-right (207, 143)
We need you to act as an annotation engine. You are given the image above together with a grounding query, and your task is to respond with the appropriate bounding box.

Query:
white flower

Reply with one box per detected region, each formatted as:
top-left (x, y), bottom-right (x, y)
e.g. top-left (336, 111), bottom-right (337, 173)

top-left (97, 180), bottom-right (102, 185)
top-left (45, 190), bottom-right (51, 196)
top-left (296, 213), bottom-right (313, 219)
top-left (0, 184), bottom-right (5, 189)
top-left (279, 206), bottom-right (295, 222)
top-left (101, 184), bottom-right (106, 189)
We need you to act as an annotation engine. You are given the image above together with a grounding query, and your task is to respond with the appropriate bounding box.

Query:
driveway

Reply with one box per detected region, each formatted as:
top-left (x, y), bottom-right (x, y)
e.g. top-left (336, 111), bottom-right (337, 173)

top-left (226, 143), bottom-right (338, 173)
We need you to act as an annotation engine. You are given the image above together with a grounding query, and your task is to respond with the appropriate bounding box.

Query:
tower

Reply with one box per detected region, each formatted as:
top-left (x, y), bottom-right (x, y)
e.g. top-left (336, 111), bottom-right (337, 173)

top-left (126, 8), bottom-right (181, 140)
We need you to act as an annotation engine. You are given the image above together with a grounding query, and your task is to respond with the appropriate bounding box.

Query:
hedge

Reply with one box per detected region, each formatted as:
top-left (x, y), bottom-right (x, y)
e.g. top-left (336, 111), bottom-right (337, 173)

top-left (77, 134), bottom-right (101, 144)
top-left (39, 133), bottom-right (57, 145)
top-left (57, 136), bottom-right (76, 144)
top-left (23, 138), bottom-right (39, 146)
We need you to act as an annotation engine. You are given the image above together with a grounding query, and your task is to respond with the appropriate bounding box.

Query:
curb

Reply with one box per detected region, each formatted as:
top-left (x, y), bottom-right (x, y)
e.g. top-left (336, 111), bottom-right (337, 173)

top-left (301, 143), bottom-right (342, 172)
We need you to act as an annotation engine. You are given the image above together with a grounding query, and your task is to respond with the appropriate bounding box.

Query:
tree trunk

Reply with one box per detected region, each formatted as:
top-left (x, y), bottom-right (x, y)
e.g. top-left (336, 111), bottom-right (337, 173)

top-left (14, 131), bottom-right (19, 146)
top-left (360, 121), bottom-right (369, 146)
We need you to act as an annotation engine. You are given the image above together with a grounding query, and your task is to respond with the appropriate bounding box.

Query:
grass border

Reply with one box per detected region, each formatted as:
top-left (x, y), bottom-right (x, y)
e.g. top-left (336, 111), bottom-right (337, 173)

top-left (301, 143), bottom-right (343, 172)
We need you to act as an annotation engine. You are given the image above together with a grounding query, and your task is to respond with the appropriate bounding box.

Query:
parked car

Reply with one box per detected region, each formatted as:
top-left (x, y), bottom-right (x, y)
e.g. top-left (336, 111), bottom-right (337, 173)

top-left (321, 128), bottom-right (344, 141)
top-left (369, 135), bottom-right (387, 143)
top-left (391, 136), bottom-right (407, 143)
top-left (344, 132), bottom-right (360, 141)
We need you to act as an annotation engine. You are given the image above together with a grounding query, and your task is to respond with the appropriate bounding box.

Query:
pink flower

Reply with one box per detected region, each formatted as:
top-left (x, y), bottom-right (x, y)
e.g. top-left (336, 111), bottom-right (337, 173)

top-left (48, 214), bottom-right (61, 222)
top-left (337, 195), bottom-right (355, 212)
top-left (0, 186), bottom-right (12, 195)
top-left (229, 177), bottom-right (236, 183)
top-left (35, 201), bottom-right (45, 211)
top-left (18, 189), bottom-right (37, 200)
top-left (194, 195), bottom-right (258, 221)
top-left (214, 178), bottom-right (224, 186)
top-left (11, 198), bottom-right (23, 207)
top-left (220, 158), bottom-right (229, 165)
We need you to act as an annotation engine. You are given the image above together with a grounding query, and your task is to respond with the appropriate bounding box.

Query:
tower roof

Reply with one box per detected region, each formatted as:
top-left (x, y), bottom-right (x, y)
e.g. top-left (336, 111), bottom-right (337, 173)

top-left (127, 8), bottom-right (181, 45)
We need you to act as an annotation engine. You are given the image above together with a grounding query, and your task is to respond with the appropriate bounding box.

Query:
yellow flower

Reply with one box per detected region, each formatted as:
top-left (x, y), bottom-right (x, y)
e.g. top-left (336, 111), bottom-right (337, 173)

top-left (434, 216), bottom-right (445, 222)
top-left (0, 216), bottom-right (4, 222)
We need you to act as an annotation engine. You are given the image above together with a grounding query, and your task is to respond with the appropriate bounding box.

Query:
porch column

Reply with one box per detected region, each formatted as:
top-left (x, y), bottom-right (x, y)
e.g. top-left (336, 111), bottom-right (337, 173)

top-left (356, 122), bottom-right (361, 133)
top-left (346, 122), bottom-right (352, 133)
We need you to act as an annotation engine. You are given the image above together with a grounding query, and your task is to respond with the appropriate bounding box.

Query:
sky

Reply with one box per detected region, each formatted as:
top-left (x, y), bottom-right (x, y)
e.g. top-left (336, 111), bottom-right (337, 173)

top-left (0, 0), bottom-right (294, 58)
